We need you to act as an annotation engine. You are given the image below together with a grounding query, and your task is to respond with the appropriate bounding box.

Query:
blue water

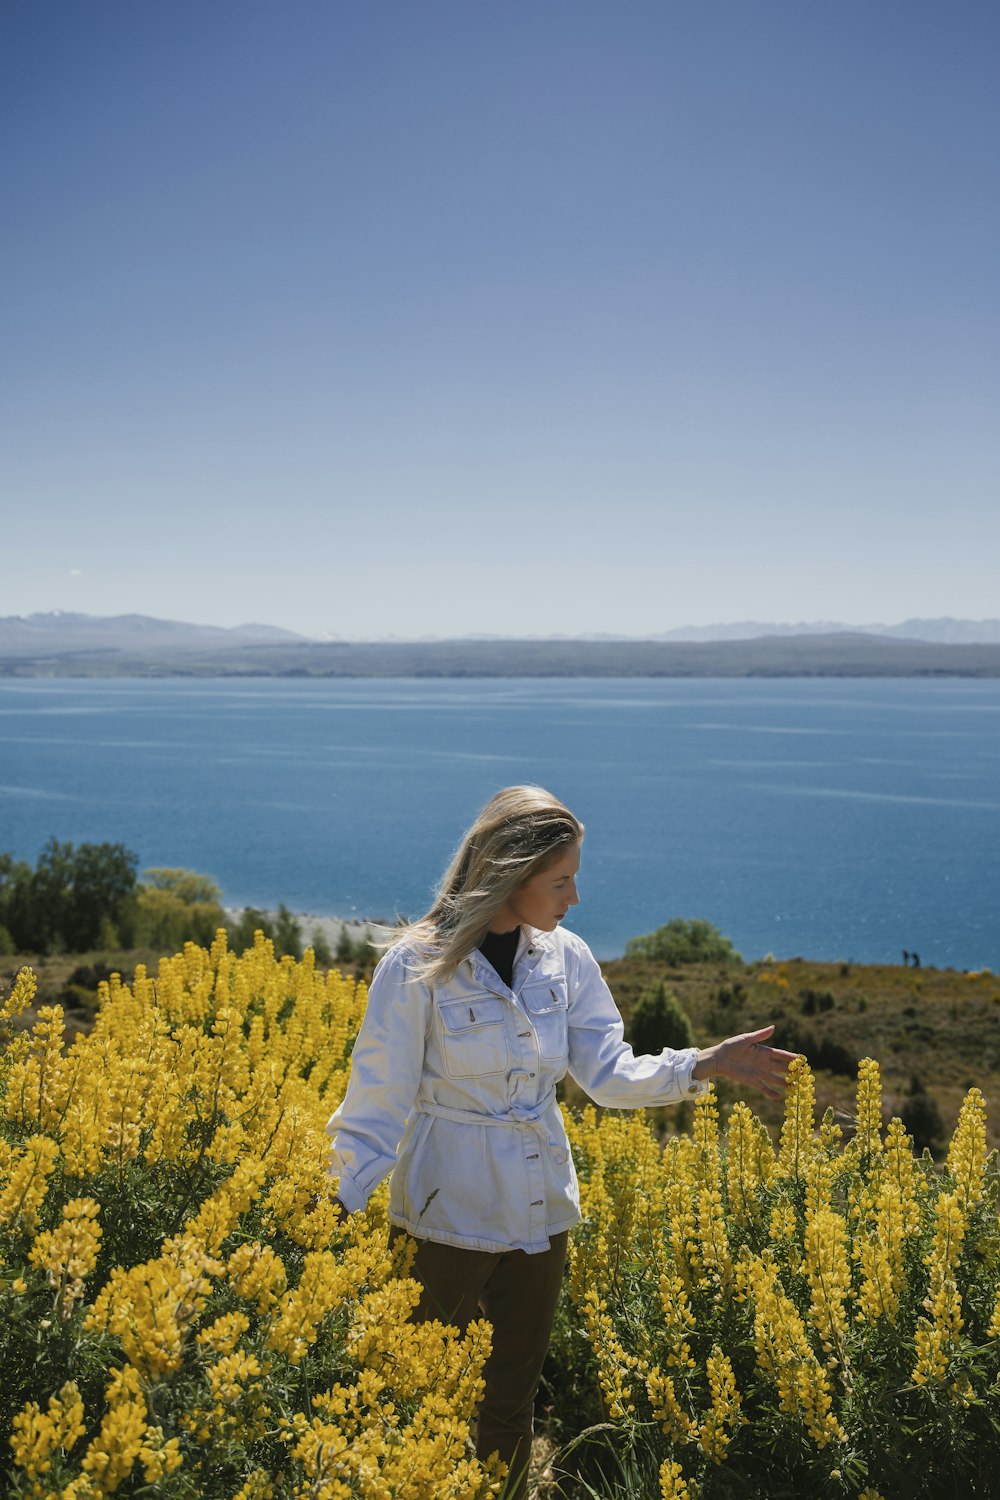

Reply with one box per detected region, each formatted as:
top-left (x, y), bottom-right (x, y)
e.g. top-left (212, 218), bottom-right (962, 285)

top-left (0, 677), bottom-right (997, 968)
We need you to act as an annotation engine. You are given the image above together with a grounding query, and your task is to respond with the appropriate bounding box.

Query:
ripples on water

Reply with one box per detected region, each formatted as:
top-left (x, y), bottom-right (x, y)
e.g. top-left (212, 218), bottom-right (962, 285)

top-left (0, 677), bottom-right (997, 968)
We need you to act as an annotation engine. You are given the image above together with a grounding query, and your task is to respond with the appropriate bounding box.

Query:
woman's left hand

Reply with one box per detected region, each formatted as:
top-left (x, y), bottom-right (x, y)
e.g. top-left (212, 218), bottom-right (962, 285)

top-left (692, 1024), bottom-right (799, 1099)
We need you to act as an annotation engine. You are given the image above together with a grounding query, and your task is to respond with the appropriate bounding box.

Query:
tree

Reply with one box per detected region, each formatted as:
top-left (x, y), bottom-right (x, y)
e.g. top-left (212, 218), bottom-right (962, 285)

top-left (624, 918), bottom-right (742, 966)
top-left (133, 868), bottom-right (226, 950)
top-left (274, 904), bottom-right (303, 961)
top-left (900, 1074), bottom-right (946, 1157)
top-left (0, 840), bottom-right (138, 954)
top-left (67, 842), bottom-right (139, 950)
top-left (334, 926), bottom-right (357, 966)
top-left (628, 980), bottom-right (695, 1056)
top-left (309, 927), bottom-right (334, 967)
top-left (228, 904), bottom-right (302, 960)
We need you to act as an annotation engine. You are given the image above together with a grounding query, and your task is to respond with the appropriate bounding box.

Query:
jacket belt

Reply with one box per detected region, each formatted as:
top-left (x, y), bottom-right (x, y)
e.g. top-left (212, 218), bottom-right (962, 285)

top-left (414, 1093), bottom-right (569, 1164)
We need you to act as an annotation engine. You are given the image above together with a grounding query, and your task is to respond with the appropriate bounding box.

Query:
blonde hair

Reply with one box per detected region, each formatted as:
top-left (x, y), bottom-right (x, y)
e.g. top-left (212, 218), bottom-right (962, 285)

top-left (394, 785), bottom-right (584, 984)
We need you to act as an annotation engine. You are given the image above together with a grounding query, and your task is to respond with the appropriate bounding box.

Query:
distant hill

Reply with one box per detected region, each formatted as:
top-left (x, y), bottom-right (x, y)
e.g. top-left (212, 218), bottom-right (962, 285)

top-left (0, 613), bottom-right (308, 658)
top-left (2, 614), bottom-right (1000, 677)
top-left (654, 617), bottom-right (1000, 644)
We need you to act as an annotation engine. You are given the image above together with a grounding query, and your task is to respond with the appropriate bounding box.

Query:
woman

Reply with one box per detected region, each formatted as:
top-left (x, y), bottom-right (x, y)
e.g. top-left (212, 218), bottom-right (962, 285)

top-left (326, 786), bottom-right (795, 1497)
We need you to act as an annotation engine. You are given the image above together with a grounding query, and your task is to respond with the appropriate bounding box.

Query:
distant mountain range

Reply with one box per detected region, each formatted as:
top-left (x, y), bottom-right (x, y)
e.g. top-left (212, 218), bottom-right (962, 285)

top-left (2, 612), bottom-right (1000, 677)
top-left (0, 612), bottom-right (306, 654)
top-left (652, 618), bottom-right (1000, 644)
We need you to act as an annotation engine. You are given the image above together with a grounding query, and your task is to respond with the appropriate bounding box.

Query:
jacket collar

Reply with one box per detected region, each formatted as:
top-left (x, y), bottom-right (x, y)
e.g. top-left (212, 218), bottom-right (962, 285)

top-left (467, 925), bottom-right (557, 989)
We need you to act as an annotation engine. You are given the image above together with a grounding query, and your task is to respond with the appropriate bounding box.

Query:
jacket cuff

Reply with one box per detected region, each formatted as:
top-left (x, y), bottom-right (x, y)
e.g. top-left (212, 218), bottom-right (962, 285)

top-left (675, 1046), bottom-right (710, 1099)
top-left (329, 1171), bottom-right (368, 1214)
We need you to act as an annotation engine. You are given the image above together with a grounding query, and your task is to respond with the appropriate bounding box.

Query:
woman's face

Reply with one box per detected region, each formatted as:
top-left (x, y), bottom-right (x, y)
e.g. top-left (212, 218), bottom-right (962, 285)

top-left (491, 841), bottom-right (581, 933)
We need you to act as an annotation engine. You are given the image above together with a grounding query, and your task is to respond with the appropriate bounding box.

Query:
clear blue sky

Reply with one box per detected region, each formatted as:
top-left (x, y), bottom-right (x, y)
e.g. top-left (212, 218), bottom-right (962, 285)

top-left (3, 2), bottom-right (997, 638)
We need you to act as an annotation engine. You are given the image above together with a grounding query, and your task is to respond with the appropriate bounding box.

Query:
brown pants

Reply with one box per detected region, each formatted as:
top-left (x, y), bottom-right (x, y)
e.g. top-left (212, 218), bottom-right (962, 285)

top-left (389, 1227), bottom-right (569, 1500)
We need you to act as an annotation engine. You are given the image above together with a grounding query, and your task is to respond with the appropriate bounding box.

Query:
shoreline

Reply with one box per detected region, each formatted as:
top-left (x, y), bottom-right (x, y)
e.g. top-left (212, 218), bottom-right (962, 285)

top-left (221, 906), bottom-right (396, 950)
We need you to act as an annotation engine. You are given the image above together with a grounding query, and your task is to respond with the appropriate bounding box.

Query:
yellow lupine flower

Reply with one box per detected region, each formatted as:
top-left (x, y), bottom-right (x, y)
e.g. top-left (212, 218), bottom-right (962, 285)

top-left (698, 1345), bottom-right (743, 1462)
top-left (805, 1207), bottom-right (851, 1357)
top-left (84, 1235), bottom-right (216, 1377)
top-left (1, 963), bottom-right (37, 1023)
top-left (852, 1058), bottom-right (884, 1166)
top-left (645, 1365), bottom-right (696, 1441)
top-left (745, 1251), bottom-right (847, 1448)
top-left (946, 1087), bottom-right (988, 1213)
top-left (197, 1309), bottom-right (251, 1354)
top-left (28, 1196), bottom-right (102, 1320)
top-left (0, 1133), bottom-right (60, 1232)
top-left (10, 1380), bottom-right (86, 1484)
top-left (883, 1115), bottom-right (924, 1236)
top-left (659, 1457), bottom-right (696, 1499)
top-left (912, 1191), bottom-right (966, 1386)
top-left (230, 1470), bottom-right (274, 1500)
top-left (78, 1365), bottom-right (148, 1496)
top-left (988, 1293), bottom-right (1000, 1340)
top-left (583, 1287), bottom-right (643, 1418)
top-left (267, 1249), bottom-right (357, 1363)
top-left (856, 1186), bottom-right (904, 1325)
top-left (227, 1240), bottom-right (288, 1313)
top-left (726, 1101), bottom-right (760, 1224)
top-left (778, 1056), bottom-right (817, 1182)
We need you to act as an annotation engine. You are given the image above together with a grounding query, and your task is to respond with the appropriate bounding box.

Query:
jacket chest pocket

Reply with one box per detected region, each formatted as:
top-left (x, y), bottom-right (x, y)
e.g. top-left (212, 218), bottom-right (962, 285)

top-left (437, 996), bottom-right (510, 1079)
top-left (521, 981), bottom-right (569, 1063)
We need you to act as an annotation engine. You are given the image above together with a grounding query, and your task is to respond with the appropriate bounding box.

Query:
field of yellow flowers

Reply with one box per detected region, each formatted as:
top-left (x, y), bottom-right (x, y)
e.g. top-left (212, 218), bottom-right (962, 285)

top-left (1, 936), bottom-right (998, 1499)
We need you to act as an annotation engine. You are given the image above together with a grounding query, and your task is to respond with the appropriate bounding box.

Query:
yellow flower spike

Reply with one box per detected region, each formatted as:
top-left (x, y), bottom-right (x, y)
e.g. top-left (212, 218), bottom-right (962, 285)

top-left (659, 1457), bottom-right (697, 1499)
top-left (698, 1345), bottom-right (743, 1462)
top-left (778, 1055), bottom-right (817, 1181)
top-left (197, 1309), bottom-right (251, 1354)
top-left (267, 1250), bottom-right (357, 1364)
top-left (10, 1380), bottom-right (86, 1483)
top-left (28, 1196), bottom-right (102, 1320)
top-left (1, 963), bottom-right (38, 1023)
top-left (646, 1366), bottom-right (696, 1440)
top-left (0, 1134), bottom-right (60, 1233)
top-left (852, 1058), bottom-right (884, 1168)
top-left (744, 1250), bottom-right (847, 1447)
top-left (582, 1287), bottom-right (642, 1418)
top-left (726, 1101), bottom-right (760, 1224)
top-left (78, 1365), bottom-right (149, 1495)
top-left (227, 1241), bottom-right (288, 1314)
top-left (947, 1087), bottom-right (988, 1213)
top-left (804, 1207), bottom-right (851, 1358)
top-left (911, 1191), bottom-right (967, 1387)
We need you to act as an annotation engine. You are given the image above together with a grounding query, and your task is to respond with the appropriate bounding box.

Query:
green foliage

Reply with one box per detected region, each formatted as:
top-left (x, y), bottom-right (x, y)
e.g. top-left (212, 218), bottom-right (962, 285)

top-left (770, 1017), bottom-right (858, 1079)
top-left (624, 918), bottom-right (742, 967)
top-left (228, 903), bottom-right (303, 960)
top-left (132, 867), bottom-right (226, 951)
top-left (309, 927), bottom-right (334, 967)
top-left (901, 1073), bottom-right (947, 1157)
top-left (627, 979), bottom-right (694, 1056)
top-left (0, 840), bottom-right (138, 954)
top-left (331, 925), bottom-right (378, 976)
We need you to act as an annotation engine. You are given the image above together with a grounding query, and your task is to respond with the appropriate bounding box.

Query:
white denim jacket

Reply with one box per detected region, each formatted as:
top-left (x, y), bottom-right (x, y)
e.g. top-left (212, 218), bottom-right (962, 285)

top-left (326, 925), bottom-right (708, 1254)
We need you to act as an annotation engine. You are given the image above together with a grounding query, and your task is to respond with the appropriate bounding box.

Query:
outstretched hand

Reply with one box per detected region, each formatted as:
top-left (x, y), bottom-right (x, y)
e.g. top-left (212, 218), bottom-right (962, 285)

top-left (693, 1024), bottom-right (799, 1099)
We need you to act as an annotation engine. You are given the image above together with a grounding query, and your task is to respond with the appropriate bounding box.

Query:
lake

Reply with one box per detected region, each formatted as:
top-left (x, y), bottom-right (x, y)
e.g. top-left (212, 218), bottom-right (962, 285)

top-left (0, 676), bottom-right (997, 967)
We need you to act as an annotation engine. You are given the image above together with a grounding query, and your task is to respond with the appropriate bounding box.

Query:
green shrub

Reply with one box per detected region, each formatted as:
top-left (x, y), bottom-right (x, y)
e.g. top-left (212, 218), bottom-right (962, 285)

top-left (627, 980), bottom-right (694, 1056)
top-left (624, 918), bottom-right (742, 966)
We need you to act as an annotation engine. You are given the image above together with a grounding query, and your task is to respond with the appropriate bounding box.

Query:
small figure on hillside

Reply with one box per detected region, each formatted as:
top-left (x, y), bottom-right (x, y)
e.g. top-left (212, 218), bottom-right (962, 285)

top-left (911, 951), bottom-right (921, 968)
top-left (325, 785), bottom-right (797, 1499)
top-left (902, 949), bottom-right (910, 967)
